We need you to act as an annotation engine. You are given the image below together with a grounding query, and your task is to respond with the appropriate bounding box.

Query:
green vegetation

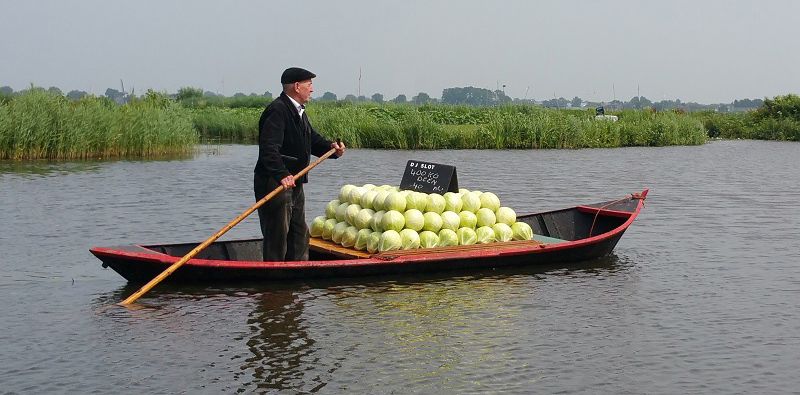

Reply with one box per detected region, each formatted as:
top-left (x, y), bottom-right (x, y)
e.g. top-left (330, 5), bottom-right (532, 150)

top-left (4, 86), bottom-right (799, 160)
top-left (692, 94), bottom-right (800, 141)
top-left (189, 101), bottom-right (707, 149)
top-left (0, 88), bottom-right (195, 160)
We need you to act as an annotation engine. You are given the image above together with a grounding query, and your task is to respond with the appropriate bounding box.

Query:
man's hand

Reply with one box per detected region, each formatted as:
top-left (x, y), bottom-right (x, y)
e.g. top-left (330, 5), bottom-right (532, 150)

top-left (280, 175), bottom-right (295, 189)
top-left (332, 141), bottom-right (345, 157)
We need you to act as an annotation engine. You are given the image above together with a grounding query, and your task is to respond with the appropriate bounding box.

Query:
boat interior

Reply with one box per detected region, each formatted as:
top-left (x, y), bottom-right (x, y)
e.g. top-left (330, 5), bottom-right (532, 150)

top-left (143, 201), bottom-right (632, 262)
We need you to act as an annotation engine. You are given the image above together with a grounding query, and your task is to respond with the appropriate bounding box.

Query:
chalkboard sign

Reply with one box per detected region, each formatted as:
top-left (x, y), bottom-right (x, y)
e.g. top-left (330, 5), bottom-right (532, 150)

top-left (399, 160), bottom-right (458, 194)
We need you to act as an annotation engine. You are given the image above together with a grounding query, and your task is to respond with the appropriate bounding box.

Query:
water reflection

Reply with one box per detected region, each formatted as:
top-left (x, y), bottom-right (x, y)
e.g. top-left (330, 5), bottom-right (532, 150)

top-left (241, 289), bottom-right (320, 392)
top-left (88, 253), bottom-right (632, 393)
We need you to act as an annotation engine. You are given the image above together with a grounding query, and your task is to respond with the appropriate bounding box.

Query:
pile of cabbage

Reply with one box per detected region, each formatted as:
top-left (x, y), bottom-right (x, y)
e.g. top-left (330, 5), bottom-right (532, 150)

top-left (308, 184), bottom-right (534, 253)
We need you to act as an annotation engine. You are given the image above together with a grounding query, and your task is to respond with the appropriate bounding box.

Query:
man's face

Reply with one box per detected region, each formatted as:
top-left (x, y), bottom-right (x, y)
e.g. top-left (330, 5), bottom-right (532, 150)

top-left (295, 79), bottom-right (313, 104)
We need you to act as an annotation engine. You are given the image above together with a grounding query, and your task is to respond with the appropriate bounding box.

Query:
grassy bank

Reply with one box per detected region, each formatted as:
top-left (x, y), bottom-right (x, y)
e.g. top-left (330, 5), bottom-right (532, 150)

top-left (0, 89), bottom-right (196, 160)
top-left (192, 102), bottom-right (707, 149)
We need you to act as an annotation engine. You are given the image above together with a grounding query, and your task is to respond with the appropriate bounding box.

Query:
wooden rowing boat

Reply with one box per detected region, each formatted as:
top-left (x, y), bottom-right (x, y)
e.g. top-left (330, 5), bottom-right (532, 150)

top-left (90, 189), bottom-right (648, 283)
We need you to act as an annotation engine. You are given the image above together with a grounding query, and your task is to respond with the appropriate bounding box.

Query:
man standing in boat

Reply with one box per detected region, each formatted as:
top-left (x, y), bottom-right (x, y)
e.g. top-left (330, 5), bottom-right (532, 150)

top-left (254, 67), bottom-right (345, 261)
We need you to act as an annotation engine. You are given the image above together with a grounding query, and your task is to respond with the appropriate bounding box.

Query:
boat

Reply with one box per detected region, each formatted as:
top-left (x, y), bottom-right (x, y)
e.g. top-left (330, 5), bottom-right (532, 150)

top-left (90, 189), bottom-right (648, 283)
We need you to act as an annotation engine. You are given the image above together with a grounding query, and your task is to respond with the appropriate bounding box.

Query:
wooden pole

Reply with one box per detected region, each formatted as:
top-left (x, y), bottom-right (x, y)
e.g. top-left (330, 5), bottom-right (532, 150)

top-left (118, 147), bottom-right (339, 306)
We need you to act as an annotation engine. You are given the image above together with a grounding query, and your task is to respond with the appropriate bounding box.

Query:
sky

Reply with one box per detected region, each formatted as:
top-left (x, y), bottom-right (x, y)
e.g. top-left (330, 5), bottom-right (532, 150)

top-left (2, 0), bottom-right (799, 104)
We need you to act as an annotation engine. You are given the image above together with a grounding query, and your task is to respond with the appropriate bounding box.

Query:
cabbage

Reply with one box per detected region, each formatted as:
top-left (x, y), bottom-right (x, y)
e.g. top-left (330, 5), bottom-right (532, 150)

top-left (425, 193), bottom-right (446, 214)
top-left (309, 215), bottom-right (327, 237)
top-left (440, 211), bottom-right (461, 231)
top-left (457, 227), bottom-right (477, 245)
top-left (422, 211), bottom-right (443, 233)
top-left (399, 229), bottom-right (421, 250)
top-left (459, 188), bottom-right (470, 194)
top-left (322, 218), bottom-right (338, 240)
top-left (338, 185), bottom-right (356, 203)
top-left (383, 192), bottom-right (407, 212)
top-left (381, 210), bottom-right (406, 232)
top-left (461, 192), bottom-right (482, 213)
top-left (458, 211), bottom-right (477, 229)
top-left (344, 203), bottom-right (362, 225)
top-left (495, 207), bottom-right (516, 226)
top-left (325, 199), bottom-right (340, 219)
top-left (479, 192), bottom-right (501, 211)
top-left (419, 231), bottom-right (439, 248)
top-left (378, 230), bottom-right (402, 252)
top-left (370, 210), bottom-right (386, 232)
top-left (366, 231), bottom-right (382, 253)
top-left (341, 226), bottom-right (359, 247)
top-left (492, 223), bottom-right (513, 242)
top-left (360, 190), bottom-right (378, 209)
top-left (472, 190), bottom-right (483, 196)
top-left (476, 207), bottom-right (497, 228)
top-left (332, 221), bottom-right (350, 244)
top-left (372, 191), bottom-right (390, 211)
top-left (354, 228), bottom-right (372, 251)
top-left (406, 192), bottom-right (428, 211)
top-left (354, 208), bottom-right (375, 230)
top-left (335, 202), bottom-right (349, 222)
top-left (404, 209), bottom-right (425, 231)
top-left (399, 190), bottom-right (412, 197)
top-left (438, 229), bottom-right (459, 246)
top-left (475, 226), bottom-right (496, 244)
top-left (511, 221), bottom-right (534, 241)
top-left (443, 192), bottom-right (463, 212)
top-left (348, 186), bottom-right (367, 205)
top-left (362, 183), bottom-right (376, 190)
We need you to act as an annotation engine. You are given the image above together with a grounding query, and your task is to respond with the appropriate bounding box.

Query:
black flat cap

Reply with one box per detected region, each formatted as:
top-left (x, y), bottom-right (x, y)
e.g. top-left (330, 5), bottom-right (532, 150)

top-left (281, 67), bottom-right (316, 84)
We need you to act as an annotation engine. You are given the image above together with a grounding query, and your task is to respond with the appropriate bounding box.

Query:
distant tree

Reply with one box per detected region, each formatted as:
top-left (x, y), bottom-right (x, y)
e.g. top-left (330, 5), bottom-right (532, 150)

top-left (412, 92), bottom-right (432, 104)
top-left (176, 87), bottom-right (203, 101)
top-left (541, 97), bottom-right (569, 109)
top-left (754, 94), bottom-right (800, 121)
top-left (321, 92), bottom-right (337, 101)
top-left (392, 94), bottom-right (407, 103)
top-left (442, 86), bottom-right (493, 106)
top-left (263, 91), bottom-right (272, 98)
top-left (628, 95), bottom-right (652, 109)
top-left (371, 93), bottom-right (384, 103)
top-left (0, 86), bottom-right (12, 95)
top-left (233, 92), bottom-right (246, 98)
top-left (47, 86), bottom-right (63, 96)
top-left (105, 88), bottom-right (121, 99)
top-left (66, 90), bottom-right (88, 100)
top-left (344, 94), bottom-right (357, 102)
top-left (494, 90), bottom-right (511, 104)
top-left (357, 95), bottom-right (367, 102)
top-left (733, 98), bottom-right (763, 109)
top-left (571, 96), bottom-right (582, 108)
top-left (203, 91), bottom-right (217, 97)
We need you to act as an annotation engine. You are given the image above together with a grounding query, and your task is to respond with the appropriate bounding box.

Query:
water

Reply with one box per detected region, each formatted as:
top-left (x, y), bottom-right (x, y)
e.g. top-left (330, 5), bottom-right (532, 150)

top-left (1, 140), bottom-right (799, 394)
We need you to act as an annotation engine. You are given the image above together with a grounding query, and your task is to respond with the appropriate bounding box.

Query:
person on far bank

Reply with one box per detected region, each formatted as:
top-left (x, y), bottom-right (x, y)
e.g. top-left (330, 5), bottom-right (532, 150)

top-left (254, 67), bottom-right (345, 261)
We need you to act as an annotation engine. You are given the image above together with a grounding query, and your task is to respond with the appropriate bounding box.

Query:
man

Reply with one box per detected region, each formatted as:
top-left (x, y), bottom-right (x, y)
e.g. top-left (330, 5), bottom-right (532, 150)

top-left (254, 67), bottom-right (345, 261)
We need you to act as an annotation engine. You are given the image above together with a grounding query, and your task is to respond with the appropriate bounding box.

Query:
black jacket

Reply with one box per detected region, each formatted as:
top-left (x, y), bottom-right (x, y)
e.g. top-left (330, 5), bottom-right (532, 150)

top-left (254, 92), bottom-right (334, 184)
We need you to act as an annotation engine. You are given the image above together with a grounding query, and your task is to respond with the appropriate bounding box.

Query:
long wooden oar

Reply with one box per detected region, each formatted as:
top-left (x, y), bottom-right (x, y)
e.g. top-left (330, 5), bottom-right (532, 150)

top-left (118, 146), bottom-right (339, 306)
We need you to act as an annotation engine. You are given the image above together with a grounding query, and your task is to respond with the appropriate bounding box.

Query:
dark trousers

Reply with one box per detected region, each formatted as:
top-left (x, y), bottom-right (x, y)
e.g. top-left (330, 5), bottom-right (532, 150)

top-left (254, 173), bottom-right (309, 261)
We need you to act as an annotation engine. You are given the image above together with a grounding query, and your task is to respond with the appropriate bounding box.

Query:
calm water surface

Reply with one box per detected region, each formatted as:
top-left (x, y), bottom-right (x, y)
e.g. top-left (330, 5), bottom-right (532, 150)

top-left (1, 140), bottom-right (799, 394)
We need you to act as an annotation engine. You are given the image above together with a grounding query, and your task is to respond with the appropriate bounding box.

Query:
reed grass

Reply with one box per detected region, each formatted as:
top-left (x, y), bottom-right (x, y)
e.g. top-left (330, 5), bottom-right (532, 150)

top-left (0, 89), bottom-right (196, 160)
top-left (187, 102), bottom-right (707, 149)
top-left (691, 110), bottom-right (800, 141)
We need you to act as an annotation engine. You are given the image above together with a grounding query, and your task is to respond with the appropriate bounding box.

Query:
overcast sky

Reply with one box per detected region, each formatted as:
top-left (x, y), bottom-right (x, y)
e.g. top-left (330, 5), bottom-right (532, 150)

top-left (2, 0), bottom-right (798, 104)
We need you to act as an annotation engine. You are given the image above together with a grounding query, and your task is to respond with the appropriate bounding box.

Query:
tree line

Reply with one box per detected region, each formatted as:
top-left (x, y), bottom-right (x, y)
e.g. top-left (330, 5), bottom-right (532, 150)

top-left (0, 84), bottom-right (768, 112)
